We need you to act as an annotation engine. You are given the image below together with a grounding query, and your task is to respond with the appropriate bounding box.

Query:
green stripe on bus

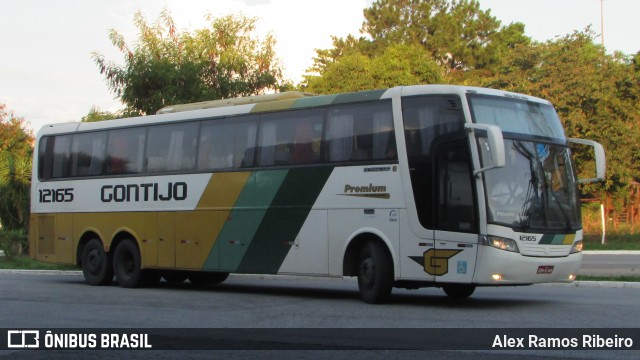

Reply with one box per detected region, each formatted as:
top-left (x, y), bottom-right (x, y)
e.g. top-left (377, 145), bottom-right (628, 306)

top-left (203, 170), bottom-right (289, 271)
top-left (331, 89), bottom-right (386, 104)
top-left (539, 234), bottom-right (570, 245)
top-left (290, 95), bottom-right (338, 109)
top-left (236, 166), bottom-right (333, 274)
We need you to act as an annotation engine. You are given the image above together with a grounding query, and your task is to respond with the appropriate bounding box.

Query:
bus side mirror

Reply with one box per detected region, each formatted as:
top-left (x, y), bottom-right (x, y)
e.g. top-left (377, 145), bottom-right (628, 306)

top-left (465, 123), bottom-right (506, 176)
top-left (568, 138), bottom-right (606, 183)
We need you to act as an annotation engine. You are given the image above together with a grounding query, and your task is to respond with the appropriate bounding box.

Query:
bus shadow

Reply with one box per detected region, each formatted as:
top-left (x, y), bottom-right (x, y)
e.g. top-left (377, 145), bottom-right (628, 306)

top-left (155, 278), bottom-right (547, 309)
top-left (55, 275), bottom-right (548, 309)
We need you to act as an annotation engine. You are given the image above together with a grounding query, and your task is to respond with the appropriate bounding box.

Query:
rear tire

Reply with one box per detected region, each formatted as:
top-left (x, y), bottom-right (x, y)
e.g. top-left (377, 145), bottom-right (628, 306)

top-left (357, 241), bottom-right (393, 304)
top-left (442, 284), bottom-right (476, 299)
top-left (81, 238), bottom-right (113, 286)
top-left (113, 239), bottom-right (143, 288)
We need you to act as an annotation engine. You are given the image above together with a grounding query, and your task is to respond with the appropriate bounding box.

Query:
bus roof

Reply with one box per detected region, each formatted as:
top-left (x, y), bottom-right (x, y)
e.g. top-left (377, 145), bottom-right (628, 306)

top-left (35, 85), bottom-right (551, 137)
top-left (156, 91), bottom-right (316, 114)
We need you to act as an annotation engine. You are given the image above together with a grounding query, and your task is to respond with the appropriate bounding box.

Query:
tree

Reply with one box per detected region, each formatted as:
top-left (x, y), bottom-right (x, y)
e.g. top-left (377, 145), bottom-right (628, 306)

top-left (470, 29), bottom-right (640, 198)
top-left (93, 9), bottom-right (285, 115)
top-left (360, 0), bottom-right (529, 71)
top-left (303, 43), bottom-right (442, 93)
top-left (304, 0), bottom-right (528, 92)
top-left (81, 106), bottom-right (120, 122)
top-left (0, 104), bottom-right (33, 231)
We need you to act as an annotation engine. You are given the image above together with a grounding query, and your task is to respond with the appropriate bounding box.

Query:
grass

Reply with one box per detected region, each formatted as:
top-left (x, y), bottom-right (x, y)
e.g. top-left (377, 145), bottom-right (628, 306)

top-left (0, 255), bottom-right (78, 271)
top-left (583, 233), bottom-right (640, 251)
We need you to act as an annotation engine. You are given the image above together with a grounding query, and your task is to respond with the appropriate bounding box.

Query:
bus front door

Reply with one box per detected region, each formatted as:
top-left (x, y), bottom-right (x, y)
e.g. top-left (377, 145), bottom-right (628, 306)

top-left (433, 141), bottom-right (478, 283)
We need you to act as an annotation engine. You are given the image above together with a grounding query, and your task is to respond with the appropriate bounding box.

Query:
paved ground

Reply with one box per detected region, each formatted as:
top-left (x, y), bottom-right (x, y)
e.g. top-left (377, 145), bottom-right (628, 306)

top-left (2, 250), bottom-right (639, 278)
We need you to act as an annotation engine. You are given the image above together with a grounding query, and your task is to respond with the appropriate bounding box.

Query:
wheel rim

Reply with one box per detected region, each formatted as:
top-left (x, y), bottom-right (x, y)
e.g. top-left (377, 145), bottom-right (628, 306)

top-left (359, 257), bottom-right (375, 289)
top-left (120, 251), bottom-right (136, 276)
top-left (86, 248), bottom-right (103, 275)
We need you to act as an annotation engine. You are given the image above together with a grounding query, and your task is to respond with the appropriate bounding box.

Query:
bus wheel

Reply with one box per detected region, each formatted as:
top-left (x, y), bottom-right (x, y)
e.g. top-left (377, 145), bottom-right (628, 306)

top-left (357, 242), bottom-right (393, 304)
top-left (81, 238), bottom-right (113, 286)
top-left (442, 284), bottom-right (476, 299)
top-left (113, 239), bottom-right (143, 288)
top-left (189, 272), bottom-right (229, 287)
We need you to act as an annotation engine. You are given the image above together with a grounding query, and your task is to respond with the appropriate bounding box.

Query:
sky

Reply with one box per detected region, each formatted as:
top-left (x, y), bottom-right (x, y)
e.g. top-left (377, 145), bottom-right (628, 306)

top-left (1, 0), bottom-right (638, 133)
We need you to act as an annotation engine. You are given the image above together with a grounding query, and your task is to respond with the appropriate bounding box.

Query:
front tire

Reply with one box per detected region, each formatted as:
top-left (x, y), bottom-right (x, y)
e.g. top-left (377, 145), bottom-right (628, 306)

top-left (357, 241), bottom-right (393, 304)
top-left (81, 238), bottom-right (113, 286)
top-left (113, 239), bottom-right (143, 288)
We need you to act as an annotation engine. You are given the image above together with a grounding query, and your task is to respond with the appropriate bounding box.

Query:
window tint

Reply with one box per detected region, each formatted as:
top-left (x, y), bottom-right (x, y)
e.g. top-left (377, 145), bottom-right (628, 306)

top-left (198, 118), bottom-right (257, 170)
top-left (38, 99), bottom-right (402, 180)
top-left (257, 110), bottom-right (324, 166)
top-left (38, 137), bottom-right (51, 179)
top-left (51, 135), bottom-right (72, 179)
top-left (106, 127), bottom-right (146, 175)
top-left (147, 123), bottom-right (198, 173)
top-left (71, 132), bottom-right (107, 177)
top-left (403, 96), bottom-right (465, 158)
top-left (325, 101), bottom-right (395, 162)
top-left (402, 96), bottom-right (466, 229)
top-left (436, 140), bottom-right (477, 233)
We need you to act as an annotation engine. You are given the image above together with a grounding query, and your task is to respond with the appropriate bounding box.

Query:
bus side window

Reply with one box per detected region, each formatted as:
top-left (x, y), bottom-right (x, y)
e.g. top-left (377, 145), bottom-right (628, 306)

top-left (147, 123), bottom-right (198, 173)
top-left (51, 135), bottom-right (72, 179)
top-left (71, 132), bottom-right (107, 177)
top-left (198, 118), bottom-right (257, 170)
top-left (38, 137), bottom-right (53, 180)
top-left (106, 128), bottom-right (146, 175)
top-left (325, 101), bottom-right (394, 163)
top-left (326, 110), bottom-right (354, 162)
top-left (257, 110), bottom-right (323, 167)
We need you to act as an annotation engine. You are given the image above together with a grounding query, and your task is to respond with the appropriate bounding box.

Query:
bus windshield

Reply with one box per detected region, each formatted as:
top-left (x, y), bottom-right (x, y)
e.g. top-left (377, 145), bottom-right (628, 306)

top-left (469, 95), bottom-right (581, 232)
top-left (468, 95), bottom-right (565, 140)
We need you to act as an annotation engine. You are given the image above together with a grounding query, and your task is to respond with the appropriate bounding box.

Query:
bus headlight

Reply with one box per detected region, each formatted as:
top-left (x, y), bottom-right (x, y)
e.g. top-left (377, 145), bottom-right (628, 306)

top-left (485, 236), bottom-right (520, 253)
top-left (570, 240), bottom-right (583, 254)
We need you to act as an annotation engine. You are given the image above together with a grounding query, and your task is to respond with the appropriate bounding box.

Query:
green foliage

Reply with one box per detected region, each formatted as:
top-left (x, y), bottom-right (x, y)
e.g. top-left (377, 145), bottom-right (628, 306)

top-left (0, 229), bottom-right (28, 260)
top-left (576, 275), bottom-right (640, 282)
top-left (0, 104), bottom-right (33, 158)
top-left (80, 106), bottom-right (139, 122)
top-left (81, 106), bottom-right (121, 122)
top-left (93, 9), bottom-right (285, 115)
top-left (0, 254), bottom-right (78, 270)
top-left (583, 234), bottom-right (640, 251)
top-left (360, 0), bottom-right (529, 71)
top-left (467, 28), bottom-right (640, 197)
top-left (305, 0), bottom-right (528, 89)
top-left (0, 105), bottom-right (33, 231)
top-left (305, 1), bottom-right (639, 202)
top-left (303, 43), bottom-right (442, 93)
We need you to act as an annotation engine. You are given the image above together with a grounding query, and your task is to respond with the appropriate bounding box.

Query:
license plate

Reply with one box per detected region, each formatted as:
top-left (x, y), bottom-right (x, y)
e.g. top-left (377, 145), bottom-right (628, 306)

top-left (537, 265), bottom-right (554, 274)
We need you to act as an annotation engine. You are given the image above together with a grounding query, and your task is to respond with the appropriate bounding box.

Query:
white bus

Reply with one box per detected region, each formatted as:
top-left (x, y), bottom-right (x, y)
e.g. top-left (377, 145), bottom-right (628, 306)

top-left (29, 85), bottom-right (605, 303)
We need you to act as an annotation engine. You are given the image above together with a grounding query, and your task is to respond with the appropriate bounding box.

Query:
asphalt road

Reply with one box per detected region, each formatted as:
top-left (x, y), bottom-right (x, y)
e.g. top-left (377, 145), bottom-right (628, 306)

top-left (0, 251), bottom-right (639, 359)
top-left (1, 270), bottom-right (639, 359)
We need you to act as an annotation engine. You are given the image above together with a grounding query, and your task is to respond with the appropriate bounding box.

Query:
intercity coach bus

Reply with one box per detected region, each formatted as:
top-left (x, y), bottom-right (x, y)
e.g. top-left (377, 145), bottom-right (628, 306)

top-left (29, 85), bottom-right (605, 303)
